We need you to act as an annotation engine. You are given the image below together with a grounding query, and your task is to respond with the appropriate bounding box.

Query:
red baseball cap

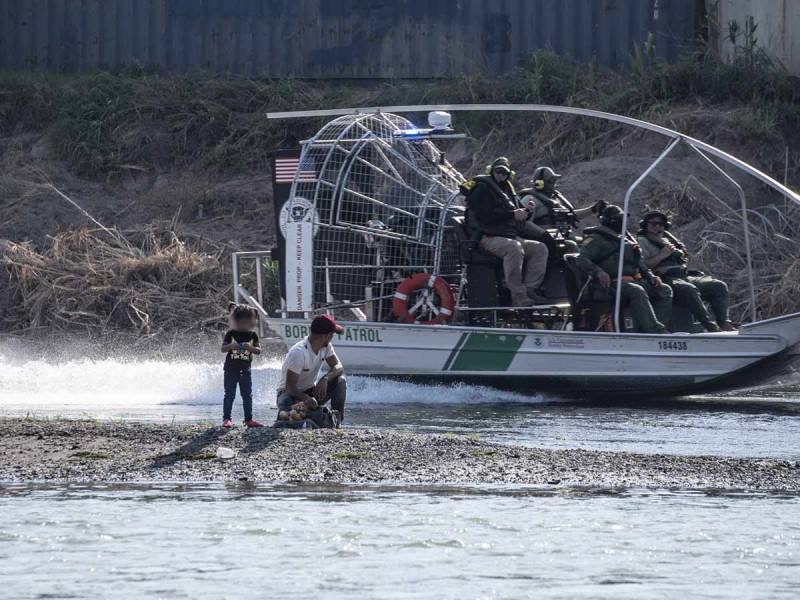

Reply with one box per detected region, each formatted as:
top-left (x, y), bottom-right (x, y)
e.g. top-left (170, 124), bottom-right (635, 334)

top-left (310, 314), bottom-right (343, 334)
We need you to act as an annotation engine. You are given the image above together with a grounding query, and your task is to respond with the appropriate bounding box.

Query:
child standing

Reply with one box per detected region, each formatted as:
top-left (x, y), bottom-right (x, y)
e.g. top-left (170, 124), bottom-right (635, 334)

top-left (221, 304), bottom-right (263, 427)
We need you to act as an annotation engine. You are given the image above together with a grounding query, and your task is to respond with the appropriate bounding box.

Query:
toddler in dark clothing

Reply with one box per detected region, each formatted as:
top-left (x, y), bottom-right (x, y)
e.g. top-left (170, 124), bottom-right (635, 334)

top-left (221, 304), bottom-right (263, 428)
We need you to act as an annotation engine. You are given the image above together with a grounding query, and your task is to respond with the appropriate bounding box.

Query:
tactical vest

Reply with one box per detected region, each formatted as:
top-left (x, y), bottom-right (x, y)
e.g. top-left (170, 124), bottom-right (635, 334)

top-left (584, 226), bottom-right (643, 275)
top-left (464, 175), bottom-right (521, 238)
top-left (637, 231), bottom-right (687, 276)
top-left (519, 189), bottom-right (577, 227)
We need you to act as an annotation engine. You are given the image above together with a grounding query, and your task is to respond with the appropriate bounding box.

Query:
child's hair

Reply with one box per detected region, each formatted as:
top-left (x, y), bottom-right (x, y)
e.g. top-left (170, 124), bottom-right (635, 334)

top-left (228, 302), bottom-right (257, 322)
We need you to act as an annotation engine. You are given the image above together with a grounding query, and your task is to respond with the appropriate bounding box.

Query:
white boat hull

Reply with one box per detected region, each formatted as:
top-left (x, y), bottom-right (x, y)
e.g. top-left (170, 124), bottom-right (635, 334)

top-left (266, 313), bottom-right (800, 397)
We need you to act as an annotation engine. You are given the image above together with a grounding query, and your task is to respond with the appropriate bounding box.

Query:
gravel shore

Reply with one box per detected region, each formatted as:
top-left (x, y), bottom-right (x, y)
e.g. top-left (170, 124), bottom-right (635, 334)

top-left (1, 419), bottom-right (798, 489)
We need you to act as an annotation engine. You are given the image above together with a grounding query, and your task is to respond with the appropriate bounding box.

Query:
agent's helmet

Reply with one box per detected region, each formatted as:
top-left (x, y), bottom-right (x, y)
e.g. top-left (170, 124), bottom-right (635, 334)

top-left (487, 156), bottom-right (514, 181)
top-left (639, 210), bottom-right (672, 231)
top-left (600, 204), bottom-right (625, 233)
top-left (532, 166), bottom-right (561, 195)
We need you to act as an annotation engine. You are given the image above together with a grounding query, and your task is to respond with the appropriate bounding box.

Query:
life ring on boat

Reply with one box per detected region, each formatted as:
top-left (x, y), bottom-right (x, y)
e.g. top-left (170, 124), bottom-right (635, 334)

top-left (392, 273), bottom-right (455, 325)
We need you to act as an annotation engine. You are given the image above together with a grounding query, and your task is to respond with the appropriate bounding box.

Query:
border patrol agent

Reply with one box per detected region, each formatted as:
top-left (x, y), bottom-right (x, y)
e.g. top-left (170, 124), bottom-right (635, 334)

top-left (637, 210), bottom-right (736, 332)
top-left (518, 166), bottom-right (606, 254)
top-left (578, 205), bottom-right (673, 334)
top-left (463, 157), bottom-right (549, 306)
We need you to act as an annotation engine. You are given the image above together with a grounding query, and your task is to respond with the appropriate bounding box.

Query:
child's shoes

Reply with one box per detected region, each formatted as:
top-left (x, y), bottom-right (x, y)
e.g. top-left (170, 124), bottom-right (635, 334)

top-left (221, 419), bottom-right (233, 428)
top-left (244, 419), bottom-right (264, 428)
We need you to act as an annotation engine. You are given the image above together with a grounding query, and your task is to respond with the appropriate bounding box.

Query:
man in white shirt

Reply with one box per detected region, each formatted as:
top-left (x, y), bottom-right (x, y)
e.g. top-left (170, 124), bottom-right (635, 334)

top-left (276, 314), bottom-right (347, 421)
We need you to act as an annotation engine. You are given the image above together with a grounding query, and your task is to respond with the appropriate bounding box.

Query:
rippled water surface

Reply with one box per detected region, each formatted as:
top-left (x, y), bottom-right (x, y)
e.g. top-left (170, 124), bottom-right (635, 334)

top-left (1, 340), bottom-right (799, 598)
top-left (1, 340), bottom-right (799, 459)
top-left (1, 483), bottom-right (799, 600)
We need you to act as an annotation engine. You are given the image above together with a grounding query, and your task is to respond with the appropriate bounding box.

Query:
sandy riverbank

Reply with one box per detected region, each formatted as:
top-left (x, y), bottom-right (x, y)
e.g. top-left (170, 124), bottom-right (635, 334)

top-left (0, 419), bottom-right (798, 489)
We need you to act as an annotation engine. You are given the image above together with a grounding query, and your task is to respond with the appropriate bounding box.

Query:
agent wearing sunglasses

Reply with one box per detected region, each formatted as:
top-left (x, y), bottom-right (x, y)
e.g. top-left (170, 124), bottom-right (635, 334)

top-left (637, 210), bottom-right (736, 332)
top-left (464, 157), bottom-right (549, 306)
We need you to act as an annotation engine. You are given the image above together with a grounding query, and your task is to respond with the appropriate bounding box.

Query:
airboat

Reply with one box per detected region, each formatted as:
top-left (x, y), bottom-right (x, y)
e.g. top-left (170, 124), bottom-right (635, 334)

top-left (232, 104), bottom-right (800, 397)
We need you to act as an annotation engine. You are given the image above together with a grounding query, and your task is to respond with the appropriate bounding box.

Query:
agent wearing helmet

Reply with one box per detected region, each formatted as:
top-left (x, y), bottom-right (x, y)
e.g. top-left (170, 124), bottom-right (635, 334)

top-left (518, 166), bottom-right (607, 253)
top-left (464, 157), bottom-right (549, 306)
top-left (578, 205), bottom-right (673, 333)
top-left (637, 210), bottom-right (735, 332)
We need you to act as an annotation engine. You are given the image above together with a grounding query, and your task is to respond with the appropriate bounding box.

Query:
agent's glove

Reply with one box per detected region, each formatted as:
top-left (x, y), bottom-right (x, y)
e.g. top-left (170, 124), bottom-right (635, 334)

top-left (593, 200), bottom-right (608, 215)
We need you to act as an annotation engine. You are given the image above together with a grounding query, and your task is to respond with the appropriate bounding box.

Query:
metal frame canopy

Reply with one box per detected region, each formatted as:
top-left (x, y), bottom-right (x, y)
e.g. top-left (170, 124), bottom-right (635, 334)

top-left (268, 104), bottom-right (799, 204)
top-left (280, 110), bottom-right (467, 319)
top-left (268, 104), bottom-right (800, 330)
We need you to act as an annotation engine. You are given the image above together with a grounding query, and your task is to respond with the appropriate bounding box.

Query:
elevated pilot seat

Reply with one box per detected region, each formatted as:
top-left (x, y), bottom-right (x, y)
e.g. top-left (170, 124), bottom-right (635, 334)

top-left (452, 215), bottom-right (504, 326)
top-left (453, 217), bottom-right (576, 327)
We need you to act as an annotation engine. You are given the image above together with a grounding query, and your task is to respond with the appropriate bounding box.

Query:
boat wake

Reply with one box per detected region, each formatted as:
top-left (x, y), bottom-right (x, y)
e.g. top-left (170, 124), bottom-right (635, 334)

top-left (0, 351), bottom-right (554, 412)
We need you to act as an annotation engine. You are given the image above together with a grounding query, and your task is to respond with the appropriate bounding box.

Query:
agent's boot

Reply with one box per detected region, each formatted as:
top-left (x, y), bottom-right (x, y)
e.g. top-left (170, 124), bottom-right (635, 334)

top-left (527, 286), bottom-right (549, 305)
top-left (512, 296), bottom-right (536, 307)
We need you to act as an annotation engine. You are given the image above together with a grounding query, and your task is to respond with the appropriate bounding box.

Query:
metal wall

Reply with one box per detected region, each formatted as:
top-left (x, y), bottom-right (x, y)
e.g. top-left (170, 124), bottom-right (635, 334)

top-left (0, 0), bottom-right (697, 77)
top-left (717, 0), bottom-right (800, 75)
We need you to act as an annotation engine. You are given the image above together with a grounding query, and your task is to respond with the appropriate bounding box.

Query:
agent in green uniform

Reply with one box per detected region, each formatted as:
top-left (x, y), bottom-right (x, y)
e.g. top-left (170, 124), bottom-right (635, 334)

top-left (578, 205), bottom-right (673, 334)
top-left (519, 166), bottom-right (606, 254)
top-left (637, 210), bottom-right (736, 332)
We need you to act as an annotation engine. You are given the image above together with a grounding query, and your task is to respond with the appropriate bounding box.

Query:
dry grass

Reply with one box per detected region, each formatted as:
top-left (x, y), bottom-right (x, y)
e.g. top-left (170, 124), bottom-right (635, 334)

top-left (694, 202), bottom-right (800, 321)
top-left (0, 225), bottom-right (230, 336)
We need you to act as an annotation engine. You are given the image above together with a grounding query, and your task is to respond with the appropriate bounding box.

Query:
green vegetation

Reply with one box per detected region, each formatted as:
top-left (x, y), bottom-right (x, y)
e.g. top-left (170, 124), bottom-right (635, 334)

top-left (1, 32), bottom-right (798, 331)
top-left (0, 43), bottom-right (797, 181)
top-left (71, 451), bottom-right (112, 459)
top-left (470, 450), bottom-right (497, 457)
top-left (185, 452), bottom-right (217, 460)
top-left (19, 413), bottom-right (97, 424)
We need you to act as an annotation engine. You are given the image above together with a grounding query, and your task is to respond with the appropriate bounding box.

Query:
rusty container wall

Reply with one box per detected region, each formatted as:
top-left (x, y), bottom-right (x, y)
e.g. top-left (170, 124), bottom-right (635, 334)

top-left (0, 0), bottom-right (697, 77)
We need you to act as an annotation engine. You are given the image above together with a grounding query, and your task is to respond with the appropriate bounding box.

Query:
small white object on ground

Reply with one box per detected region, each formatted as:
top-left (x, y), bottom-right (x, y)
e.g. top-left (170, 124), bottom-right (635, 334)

top-left (216, 447), bottom-right (235, 460)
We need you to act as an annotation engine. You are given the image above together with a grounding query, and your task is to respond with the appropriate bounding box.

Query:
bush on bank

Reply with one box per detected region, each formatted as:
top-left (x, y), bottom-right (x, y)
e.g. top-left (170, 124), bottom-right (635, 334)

top-left (0, 48), bottom-right (797, 181)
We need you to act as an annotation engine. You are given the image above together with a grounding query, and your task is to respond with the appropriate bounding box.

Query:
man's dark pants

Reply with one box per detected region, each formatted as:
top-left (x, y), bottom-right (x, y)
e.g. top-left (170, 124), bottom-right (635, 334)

top-left (223, 370), bottom-right (253, 421)
top-left (277, 375), bottom-right (347, 421)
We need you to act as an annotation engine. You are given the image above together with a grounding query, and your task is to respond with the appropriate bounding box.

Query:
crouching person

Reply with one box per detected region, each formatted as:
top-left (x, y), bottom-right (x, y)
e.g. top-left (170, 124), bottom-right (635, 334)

top-left (274, 314), bottom-right (346, 429)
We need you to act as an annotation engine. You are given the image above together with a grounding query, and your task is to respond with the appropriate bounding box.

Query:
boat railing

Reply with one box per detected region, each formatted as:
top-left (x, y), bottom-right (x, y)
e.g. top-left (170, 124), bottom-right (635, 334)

top-left (231, 250), bottom-right (273, 336)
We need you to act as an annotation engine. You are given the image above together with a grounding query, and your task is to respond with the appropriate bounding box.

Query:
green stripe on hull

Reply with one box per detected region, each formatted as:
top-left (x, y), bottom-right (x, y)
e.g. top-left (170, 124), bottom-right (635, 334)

top-left (448, 332), bottom-right (525, 371)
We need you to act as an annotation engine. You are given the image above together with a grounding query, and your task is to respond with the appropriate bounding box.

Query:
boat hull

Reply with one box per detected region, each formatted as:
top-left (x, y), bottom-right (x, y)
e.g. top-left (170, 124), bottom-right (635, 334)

top-left (266, 318), bottom-right (799, 397)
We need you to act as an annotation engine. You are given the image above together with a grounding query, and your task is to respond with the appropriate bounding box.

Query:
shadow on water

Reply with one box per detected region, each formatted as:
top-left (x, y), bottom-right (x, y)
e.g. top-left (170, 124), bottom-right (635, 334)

top-left (351, 393), bottom-right (800, 425)
top-left (570, 395), bottom-right (800, 417)
top-left (2, 481), bottom-right (800, 501)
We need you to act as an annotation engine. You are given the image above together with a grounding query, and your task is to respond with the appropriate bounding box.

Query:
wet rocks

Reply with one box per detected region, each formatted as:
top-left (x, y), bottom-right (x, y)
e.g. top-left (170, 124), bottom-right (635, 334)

top-left (0, 418), bottom-right (798, 489)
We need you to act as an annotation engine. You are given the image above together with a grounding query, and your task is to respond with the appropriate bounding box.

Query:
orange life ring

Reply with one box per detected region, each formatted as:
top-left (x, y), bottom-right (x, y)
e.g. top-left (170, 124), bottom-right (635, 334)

top-left (392, 273), bottom-right (455, 325)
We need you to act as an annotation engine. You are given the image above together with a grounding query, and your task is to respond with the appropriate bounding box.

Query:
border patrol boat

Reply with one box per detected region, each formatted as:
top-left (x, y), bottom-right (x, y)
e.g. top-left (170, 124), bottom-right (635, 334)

top-left (232, 104), bottom-right (800, 397)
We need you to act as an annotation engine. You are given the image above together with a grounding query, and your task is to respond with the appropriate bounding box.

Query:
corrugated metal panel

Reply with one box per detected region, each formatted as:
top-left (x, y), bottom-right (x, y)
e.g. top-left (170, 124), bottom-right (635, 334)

top-left (718, 0), bottom-right (800, 76)
top-left (0, 0), bottom-right (697, 77)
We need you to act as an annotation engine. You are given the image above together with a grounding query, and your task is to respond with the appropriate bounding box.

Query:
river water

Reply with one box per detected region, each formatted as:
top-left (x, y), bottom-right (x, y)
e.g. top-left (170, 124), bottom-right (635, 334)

top-left (1, 340), bottom-right (799, 598)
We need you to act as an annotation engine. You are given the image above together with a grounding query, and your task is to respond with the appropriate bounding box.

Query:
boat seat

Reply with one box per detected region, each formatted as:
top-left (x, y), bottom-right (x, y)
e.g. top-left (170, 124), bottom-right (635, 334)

top-left (565, 254), bottom-right (639, 331)
top-left (451, 215), bottom-right (501, 266)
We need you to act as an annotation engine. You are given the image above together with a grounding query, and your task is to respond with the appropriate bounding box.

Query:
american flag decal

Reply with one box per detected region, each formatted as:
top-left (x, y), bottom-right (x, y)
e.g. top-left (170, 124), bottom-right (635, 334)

top-left (274, 156), bottom-right (317, 183)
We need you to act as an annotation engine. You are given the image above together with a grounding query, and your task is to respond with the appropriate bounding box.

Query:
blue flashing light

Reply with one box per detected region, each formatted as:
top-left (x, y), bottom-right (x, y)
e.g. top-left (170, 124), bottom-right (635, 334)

top-left (392, 126), bottom-right (463, 140)
top-left (394, 128), bottom-right (425, 138)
